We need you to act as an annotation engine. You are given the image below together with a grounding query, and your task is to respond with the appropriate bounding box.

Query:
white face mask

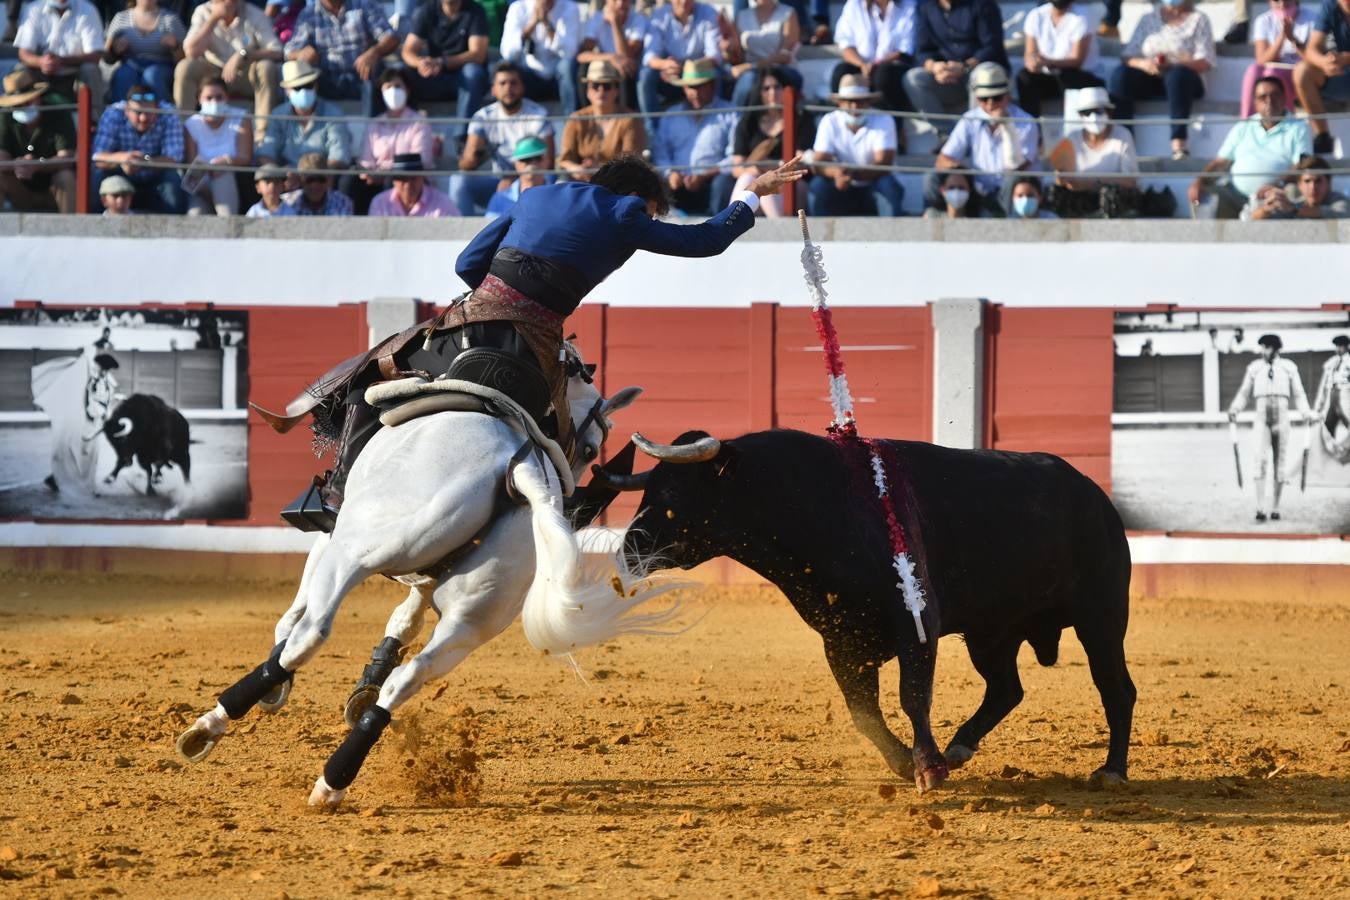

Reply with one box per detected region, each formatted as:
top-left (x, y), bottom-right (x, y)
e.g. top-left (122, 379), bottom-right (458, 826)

top-left (12, 106), bottom-right (40, 125)
top-left (1082, 112), bottom-right (1110, 136)
top-left (382, 86), bottom-right (407, 111)
top-left (843, 111), bottom-right (865, 128)
top-left (942, 188), bottom-right (970, 209)
top-left (199, 99), bottom-right (228, 118)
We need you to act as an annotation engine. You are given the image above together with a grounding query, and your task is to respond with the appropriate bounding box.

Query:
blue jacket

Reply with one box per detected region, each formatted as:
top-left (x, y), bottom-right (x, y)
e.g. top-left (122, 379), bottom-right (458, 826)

top-left (455, 181), bottom-right (756, 305)
top-left (914, 0), bottom-right (1007, 68)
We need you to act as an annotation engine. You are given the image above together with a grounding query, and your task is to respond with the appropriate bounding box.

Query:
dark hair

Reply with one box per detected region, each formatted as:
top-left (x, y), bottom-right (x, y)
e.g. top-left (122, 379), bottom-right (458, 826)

top-left (1011, 175), bottom-right (1043, 196)
top-left (937, 171), bottom-right (971, 190)
top-left (199, 76), bottom-right (228, 97)
top-left (493, 61), bottom-right (524, 81)
top-left (380, 67), bottom-right (407, 87)
top-left (1253, 75), bottom-right (1286, 99)
top-left (592, 155), bottom-right (669, 216)
top-left (1298, 154), bottom-right (1331, 173)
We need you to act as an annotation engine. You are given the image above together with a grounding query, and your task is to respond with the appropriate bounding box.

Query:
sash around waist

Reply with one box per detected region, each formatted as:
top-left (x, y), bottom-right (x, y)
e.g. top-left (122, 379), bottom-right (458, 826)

top-left (488, 248), bottom-right (592, 317)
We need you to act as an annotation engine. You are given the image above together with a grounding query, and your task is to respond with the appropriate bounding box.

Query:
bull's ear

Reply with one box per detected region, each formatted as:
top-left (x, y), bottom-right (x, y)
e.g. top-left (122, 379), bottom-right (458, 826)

top-left (711, 441), bottom-right (739, 479)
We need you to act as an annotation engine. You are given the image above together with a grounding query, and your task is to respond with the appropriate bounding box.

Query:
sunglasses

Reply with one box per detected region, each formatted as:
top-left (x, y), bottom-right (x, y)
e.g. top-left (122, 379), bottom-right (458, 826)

top-left (129, 92), bottom-right (157, 103)
top-left (302, 175), bottom-right (328, 184)
top-left (1079, 107), bottom-right (1108, 116)
top-left (588, 82), bottom-right (619, 91)
top-left (977, 93), bottom-right (1008, 104)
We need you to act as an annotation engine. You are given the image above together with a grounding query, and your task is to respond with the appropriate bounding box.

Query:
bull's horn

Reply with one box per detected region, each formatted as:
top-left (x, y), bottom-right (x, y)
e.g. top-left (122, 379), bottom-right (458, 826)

top-left (590, 467), bottom-right (649, 492)
top-left (632, 432), bottom-right (721, 464)
top-left (111, 417), bottom-right (133, 438)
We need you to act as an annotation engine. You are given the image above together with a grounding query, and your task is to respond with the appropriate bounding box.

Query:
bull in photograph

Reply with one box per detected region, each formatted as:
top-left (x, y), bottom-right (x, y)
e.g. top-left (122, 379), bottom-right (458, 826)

top-left (102, 394), bottom-right (192, 494)
top-left (600, 429), bottom-right (1135, 793)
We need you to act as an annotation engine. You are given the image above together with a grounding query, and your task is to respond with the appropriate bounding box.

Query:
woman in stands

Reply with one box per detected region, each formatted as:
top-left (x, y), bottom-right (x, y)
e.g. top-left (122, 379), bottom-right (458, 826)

top-left (1243, 0), bottom-right (1315, 119)
top-left (728, 0), bottom-right (803, 111)
top-left (558, 60), bottom-right (646, 181)
top-left (1046, 85), bottom-right (1139, 215)
top-left (923, 171), bottom-right (978, 218)
top-left (105, 0), bottom-right (187, 106)
top-left (183, 77), bottom-right (252, 216)
top-left (1016, 0), bottom-right (1106, 118)
top-left (1107, 0), bottom-right (1216, 160)
top-left (728, 66), bottom-right (814, 217)
top-left (354, 69), bottom-right (434, 214)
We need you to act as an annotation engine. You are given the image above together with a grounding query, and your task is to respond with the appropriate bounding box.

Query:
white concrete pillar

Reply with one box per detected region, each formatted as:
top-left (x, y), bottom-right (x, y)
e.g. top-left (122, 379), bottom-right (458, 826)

top-left (366, 297), bottom-right (420, 350)
top-left (221, 345), bottom-right (238, 409)
top-left (931, 297), bottom-right (986, 450)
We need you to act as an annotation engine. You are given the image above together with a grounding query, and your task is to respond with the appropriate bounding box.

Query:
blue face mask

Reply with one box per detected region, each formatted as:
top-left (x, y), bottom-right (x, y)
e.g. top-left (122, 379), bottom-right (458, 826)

top-left (1013, 195), bottom-right (1040, 218)
top-left (289, 88), bottom-right (316, 111)
top-left (1160, 0), bottom-right (1184, 8)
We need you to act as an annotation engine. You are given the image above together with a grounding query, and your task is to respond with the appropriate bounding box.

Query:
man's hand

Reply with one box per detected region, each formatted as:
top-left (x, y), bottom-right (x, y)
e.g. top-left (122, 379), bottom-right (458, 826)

top-left (40, 52), bottom-right (62, 75)
top-left (109, 35), bottom-right (130, 57)
top-left (160, 32), bottom-right (180, 51)
top-left (14, 155), bottom-right (36, 180)
top-left (659, 57), bottom-right (681, 80)
top-left (667, 170), bottom-right (684, 191)
top-left (221, 51), bottom-right (244, 83)
top-left (1320, 54), bottom-right (1344, 77)
top-left (355, 49), bottom-right (377, 80)
top-left (1187, 177), bottom-right (1205, 206)
top-left (297, 45), bottom-right (320, 65)
top-left (833, 170), bottom-right (852, 192)
top-left (615, 53), bottom-right (637, 78)
top-left (417, 55), bottom-right (443, 77)
top-left (1260, 185), bottom-right (1295, 215)
top-left (749, 153), bottom-right (806, 196)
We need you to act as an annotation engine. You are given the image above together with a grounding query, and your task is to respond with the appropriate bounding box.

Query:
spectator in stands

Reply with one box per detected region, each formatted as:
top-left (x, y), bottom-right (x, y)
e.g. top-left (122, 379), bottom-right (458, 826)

top-left (369, 151), bottom-right (459, 216)
top-left (640, 0), bottom-right (722, 122)
top-left (282, 150), bottom-right (354, 214)
top-left (92, 84), bottom-right (187, 213)
top-left (1294, 0), bottom-right (1350, 154)
top-left (257, 60), bottom-right (352, 169)
top-left (1016, 0), bottom-right (1105, 118)
top-left (730, 65), bottom-right (812, 216)
top-left (578, 0), bottom-right (648, 109)
top-left (350, 68), bottom-right (434, 213)
top-left (499, 0), bottom-right (583, 113)
top-left (1007, 175), bottom-right (1057, 218)
top-left (485, 134), bottom-right (552, 216)
top-left (1243, 153), bottom-right (1350, 216)
top-left (285, 0), bottom-right (398, 118)
top-left (1189, 75), bottom-right (1309, 218)
top-left (183, 75), bottom-right (252, 215)
top-left (905, 0), bottom-right (1007, 134)
top-left (454, 60), bottom-right (554, 214)
top-left (400, 0), bottom-right (490, 148)
top-left (559, 59), bottom-right (646, 179)
top-left (808, 73), bottom-right (905, 216)
top-left (12, 0), bottom-right (104, 108)
top-left (831, 0), bottom-right (917, 114)
top-left (1244, 0), bottom-right (1314, 119)
top-left (100, 174), bottom-right (136, 213)
top-left (729, 0), bottom-right (801, 111)
top-left (245, 163), bottom-right (295, 216)
top-left (1108, 0), bottom-right (1215, 160)
top-left (177, 0), bottom-right (283, 136)
top-left (651, 58), bottom-right (737, 215)
top-left (922, 169), bottom-right (978, 217)
top-left (928, 62), bottom-right (1038, 216)
top-left (104, 0), bottom-right (186, 106)
top-left (1045, 86), bottom-right (1139, 216)
top-left (0, 70), bottom-right (76, 213)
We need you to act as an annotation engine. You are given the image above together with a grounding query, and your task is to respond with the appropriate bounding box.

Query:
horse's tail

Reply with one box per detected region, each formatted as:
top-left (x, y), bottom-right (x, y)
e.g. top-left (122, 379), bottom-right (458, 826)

top-left (513, 457), bottom-right (683, 656)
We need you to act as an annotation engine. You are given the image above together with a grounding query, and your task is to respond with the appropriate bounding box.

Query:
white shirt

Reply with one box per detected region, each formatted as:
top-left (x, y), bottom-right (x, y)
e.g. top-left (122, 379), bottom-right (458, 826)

top-left (14, 0), bottom-right (103, 71)
top-left (736, 3), bottom-right (794, 65)
top-left (833, 0), bottom-right (918, 62)
top-left (467, 98), bottom-right (555, 172)
top-left (500, 0), bottom-right (583, 79)
top-left (1066, 126), bottom-right (1138, 175)
top-left (186, 110), bottom-right (247, 161)
top-left (582, 8), bottom-right (648, 55)
top-left (940, 105), bottom-right (1041, 194)
top-left (1023, 3), bottom-right (1101, 78)
top-left (813, 109), bottom-right (897, 165)
top-left (1251, 6), bottom-right (1316, 62)
top-left (1230, 357), bottom-right (1311, 412)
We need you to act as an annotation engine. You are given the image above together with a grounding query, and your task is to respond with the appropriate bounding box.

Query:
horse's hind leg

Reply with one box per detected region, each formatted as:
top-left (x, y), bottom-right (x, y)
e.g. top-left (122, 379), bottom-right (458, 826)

top-left (177, 538), bottom-right (370, 763)
top-left (344, 578), bottom-right (436, 727)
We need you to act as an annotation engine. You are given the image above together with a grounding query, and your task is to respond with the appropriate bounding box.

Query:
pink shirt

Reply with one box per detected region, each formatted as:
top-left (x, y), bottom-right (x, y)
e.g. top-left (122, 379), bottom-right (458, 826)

top-left (359, 109), bottom-right (435, 170)
top-left (369, 184), bottom-right (460, 217)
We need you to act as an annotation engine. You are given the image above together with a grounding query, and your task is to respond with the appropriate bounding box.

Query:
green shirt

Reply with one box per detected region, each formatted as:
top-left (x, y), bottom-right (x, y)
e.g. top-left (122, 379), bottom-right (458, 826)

top-left (1, 109), bottom-right (76, 189)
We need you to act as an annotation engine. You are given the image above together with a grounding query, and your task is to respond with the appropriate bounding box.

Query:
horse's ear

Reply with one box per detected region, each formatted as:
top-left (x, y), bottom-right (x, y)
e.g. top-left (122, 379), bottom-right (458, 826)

top-left (604, 385), bottom-right (642, 415)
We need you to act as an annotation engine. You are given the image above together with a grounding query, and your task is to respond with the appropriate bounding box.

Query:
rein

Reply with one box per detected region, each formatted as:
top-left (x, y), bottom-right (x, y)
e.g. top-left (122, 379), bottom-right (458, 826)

top-left (797, 212), bottom-right (929, 645)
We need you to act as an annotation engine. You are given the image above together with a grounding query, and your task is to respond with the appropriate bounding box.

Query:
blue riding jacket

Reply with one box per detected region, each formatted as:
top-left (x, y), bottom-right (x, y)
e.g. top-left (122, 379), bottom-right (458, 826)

top-left (454, 181), bottom-right (756, 314)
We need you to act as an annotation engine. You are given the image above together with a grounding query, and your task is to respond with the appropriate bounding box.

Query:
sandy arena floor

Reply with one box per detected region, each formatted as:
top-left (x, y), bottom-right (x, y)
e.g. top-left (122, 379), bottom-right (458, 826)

top-left (0, 573), bottom-right (1347, 898)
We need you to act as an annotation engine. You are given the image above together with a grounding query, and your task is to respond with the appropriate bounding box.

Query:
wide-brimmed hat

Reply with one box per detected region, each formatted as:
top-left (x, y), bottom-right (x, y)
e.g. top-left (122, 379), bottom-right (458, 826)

top-left (280, 59), bottom-right (320, 90)
top-left (389, 152), bottom-right (425, 175)
top-left (0, 69), bottom-right (49, 108)
top-left (254, 163), bottom-right (287, 182)
top-left (583, 60), bottom-right (622, 83)
top-left (829, 73), bottom-right (881, 103)
top-left (510, 136), bottom-right (548, 162)
top-left (99, 175), bottom-right (135, 196)
top-left (672, 59), bottom-right (717, 86)
top-left (1074, 86), bottom-right (1115, 113)
top-left (970, 61), bottom-right (1010, 99)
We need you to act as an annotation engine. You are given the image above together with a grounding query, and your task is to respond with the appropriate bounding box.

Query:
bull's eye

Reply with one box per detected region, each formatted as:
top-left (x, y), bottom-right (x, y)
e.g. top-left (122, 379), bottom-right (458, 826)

top-left (582, 444), bottom-right (598, 461)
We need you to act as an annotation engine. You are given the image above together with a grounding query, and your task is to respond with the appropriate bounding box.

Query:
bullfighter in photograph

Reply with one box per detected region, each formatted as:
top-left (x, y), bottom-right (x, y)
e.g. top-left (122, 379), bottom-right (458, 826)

top-left (1227, 333), bottom-right (1313, 522)
top-left (1314, 334), bottom-right (1350, 463)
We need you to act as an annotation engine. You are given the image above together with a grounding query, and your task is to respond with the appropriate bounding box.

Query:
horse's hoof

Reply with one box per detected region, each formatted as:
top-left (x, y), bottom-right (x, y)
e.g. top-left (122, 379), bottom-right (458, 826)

top-left (915, 763), bottom-right (950, 794)
top-left (308, 775), bottom-right (346, 808)
top-left (1089, 768), bottom-right (1128, 791)
top-left (344, 685), bottom-right (380, 729)
top-left (176, 724), bottom-right (220, 763)
top-left (944, 743), bottom-right (976, 770)
top-left (258, 677), bottom-right (292, 714)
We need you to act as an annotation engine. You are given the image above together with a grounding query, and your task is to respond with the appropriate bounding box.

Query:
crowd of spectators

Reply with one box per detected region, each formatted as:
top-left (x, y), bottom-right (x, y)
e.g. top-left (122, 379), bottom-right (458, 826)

top-left (2, 0), bottom-right (1349, 219)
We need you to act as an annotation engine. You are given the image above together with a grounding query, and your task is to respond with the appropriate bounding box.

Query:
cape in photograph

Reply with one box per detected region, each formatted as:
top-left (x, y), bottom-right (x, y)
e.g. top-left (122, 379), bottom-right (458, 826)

top-left (1111, 310), bottom-right (1350, 535)
top-left (0, 306), bottom-right (249, 521)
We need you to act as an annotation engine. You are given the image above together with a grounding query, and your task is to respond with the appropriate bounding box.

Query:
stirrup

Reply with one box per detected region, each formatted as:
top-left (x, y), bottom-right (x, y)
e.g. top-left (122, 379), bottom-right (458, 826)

top-left (280, 475), bottom-right (338, 533)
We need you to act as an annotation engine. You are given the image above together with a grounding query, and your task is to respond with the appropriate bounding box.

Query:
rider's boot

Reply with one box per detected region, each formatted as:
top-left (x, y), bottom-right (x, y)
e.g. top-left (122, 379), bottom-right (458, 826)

top-left (280, 403), bottom-right (381, 533)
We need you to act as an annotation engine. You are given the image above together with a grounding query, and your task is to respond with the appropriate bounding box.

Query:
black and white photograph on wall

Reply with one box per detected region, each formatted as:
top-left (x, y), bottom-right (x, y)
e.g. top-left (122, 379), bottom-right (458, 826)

top-left (1112, 309), bottom-right (1350, 534)
top-left (0, 306), bottom-right (249, 521)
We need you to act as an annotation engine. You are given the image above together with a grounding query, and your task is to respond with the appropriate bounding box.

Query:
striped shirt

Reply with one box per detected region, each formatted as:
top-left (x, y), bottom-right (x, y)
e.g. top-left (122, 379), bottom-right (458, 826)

top-left (106, 9), bottom-right (187, 64)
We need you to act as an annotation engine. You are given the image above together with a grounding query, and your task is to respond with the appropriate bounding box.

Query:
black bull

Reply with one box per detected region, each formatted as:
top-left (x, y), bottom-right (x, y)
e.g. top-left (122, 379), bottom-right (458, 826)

top-left (603, 429), bottom-right (1135, 792)
top-left (102, 394), bottom-right (192, 493)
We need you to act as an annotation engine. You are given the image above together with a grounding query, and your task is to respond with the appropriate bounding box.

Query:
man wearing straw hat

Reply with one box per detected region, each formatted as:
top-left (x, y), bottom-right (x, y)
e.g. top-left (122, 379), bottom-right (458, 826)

top-left (0, 69), bottom-right (76, 213)
top-left (809, 72), bottom-right (905, 216)
top-left (650, 58), bottom-right (737, 215)
top-left (258, 59), bottom-right (353, 171)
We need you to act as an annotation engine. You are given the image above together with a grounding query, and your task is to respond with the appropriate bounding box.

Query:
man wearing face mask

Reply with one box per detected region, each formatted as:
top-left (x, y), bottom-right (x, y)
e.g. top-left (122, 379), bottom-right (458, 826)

top-left (258, 59), bottom-right (353, 172)
top-left (808, 73), bottom-right (905, 216)
top-left (0, 69), bottom-right (76, 213)
top-left (12, 0), bottom-right (103, 111)
top-left (1227, 333), bottom-right (1313, 523)
top-left (1189, 75), bottom-right (1310, 219)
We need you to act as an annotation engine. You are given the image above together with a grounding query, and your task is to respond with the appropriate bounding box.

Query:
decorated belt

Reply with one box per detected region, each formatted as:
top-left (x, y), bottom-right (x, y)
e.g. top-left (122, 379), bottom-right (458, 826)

top-left (462, 275), bottom-right (566, 331)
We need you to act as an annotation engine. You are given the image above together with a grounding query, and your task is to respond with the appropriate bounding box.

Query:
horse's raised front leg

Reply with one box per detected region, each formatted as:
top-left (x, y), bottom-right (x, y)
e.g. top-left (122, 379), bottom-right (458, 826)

top-left (310, 510), bottom-right (533, 807)
top-left (177, 536), bottom-right (370, 763)
top-left (249, 534), bottom-right (331, 716)
top-left (344, 577), bottom-right (436, 727)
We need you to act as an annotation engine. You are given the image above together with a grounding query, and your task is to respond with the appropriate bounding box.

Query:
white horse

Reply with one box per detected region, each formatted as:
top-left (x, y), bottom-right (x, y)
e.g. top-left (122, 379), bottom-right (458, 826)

top-left (176, 347), bottom-right (676, 808)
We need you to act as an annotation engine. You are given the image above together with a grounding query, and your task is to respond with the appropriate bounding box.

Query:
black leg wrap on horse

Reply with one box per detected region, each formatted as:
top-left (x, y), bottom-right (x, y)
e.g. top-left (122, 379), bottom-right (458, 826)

top-left (218, 642), bottom-right (293, 720)
top-left (324, 705), bottom-right (392, 790)
top-left (358, 636), bottom-right (404, 689)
